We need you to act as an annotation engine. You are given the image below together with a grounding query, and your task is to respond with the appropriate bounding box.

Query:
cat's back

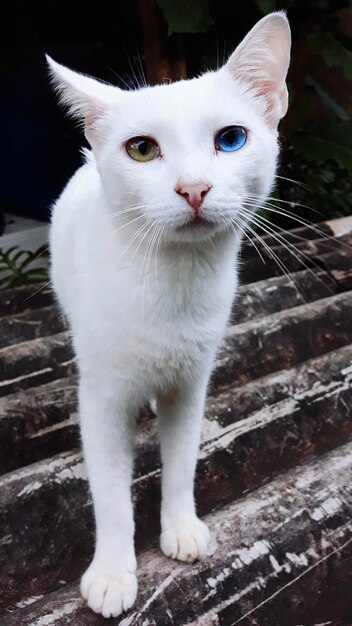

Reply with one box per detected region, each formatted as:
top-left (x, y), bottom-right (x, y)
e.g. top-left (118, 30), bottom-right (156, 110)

top-left (50, 153), bottom-right (105, 310)
top-left (51, 152), bottom-right (102, 237)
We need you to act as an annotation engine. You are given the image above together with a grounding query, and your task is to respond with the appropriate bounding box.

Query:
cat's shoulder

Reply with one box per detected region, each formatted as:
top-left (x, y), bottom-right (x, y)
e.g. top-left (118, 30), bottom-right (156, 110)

top-left (64, 150), bottom-right (99, 195)
top-left (52, 151), bottom-right (101, 213)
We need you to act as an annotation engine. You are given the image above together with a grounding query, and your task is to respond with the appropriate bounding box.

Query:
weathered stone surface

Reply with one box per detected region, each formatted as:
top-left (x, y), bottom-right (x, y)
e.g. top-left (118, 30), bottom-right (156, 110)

top-left (0, 333), bottom-right (74, 397)
top-left (1, 289), bottom-right (351, 403)
top-left (240, 232), bottom-right (352, 284)
top-left (0, 217), bottom-right (351, 624)
top-left (1, 344), bottom-right (351, 610)
top-left (0, 268), bottom-right (344, 475)
top-left (331, 267), bottom-right (352, 291)
top-left (0, 306), bottom-right (67, 349)
top-left (0, 267), bottom-right (336, 356)
top-left (240, 222), bottom-right (334, 260)
top-left (234, 268), bottom-right (336, 324)
top-left (215, 290), bottom-right (352, 387)
top-left (0, 376), bottom-right (78, 473)
top-left (3, 441), bottom-right (352, 626)
top-left (0, 282), bottom-right (53, 316)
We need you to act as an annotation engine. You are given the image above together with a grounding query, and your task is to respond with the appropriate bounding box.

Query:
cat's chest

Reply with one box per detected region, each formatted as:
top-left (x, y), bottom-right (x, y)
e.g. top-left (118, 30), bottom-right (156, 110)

top-left (84, 243), bottom-right (237, 372)
top-left (130, 309), bottom-right (222, 381)
top-left (142, 256), bottom-right (232, 330)
top-left (131, 263), bottom-right (235, 364)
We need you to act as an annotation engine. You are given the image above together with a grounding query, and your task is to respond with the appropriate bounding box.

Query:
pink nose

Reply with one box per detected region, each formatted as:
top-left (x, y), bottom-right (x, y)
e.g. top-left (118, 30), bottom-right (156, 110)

top-left (175, 180), bottom-right (211, 216)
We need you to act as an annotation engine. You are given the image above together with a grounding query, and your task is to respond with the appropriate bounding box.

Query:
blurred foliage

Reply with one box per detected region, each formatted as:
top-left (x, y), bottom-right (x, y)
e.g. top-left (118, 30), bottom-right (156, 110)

top-left (158, 0), bottom-right (352, 227)
top-left (0, 245), bottom-right (48, 289)
top-left (156, 0), bottom-right (213, 34)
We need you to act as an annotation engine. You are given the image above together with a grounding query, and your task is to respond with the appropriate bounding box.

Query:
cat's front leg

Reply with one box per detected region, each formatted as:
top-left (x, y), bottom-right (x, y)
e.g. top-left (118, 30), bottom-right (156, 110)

top-left (79, 379), bottom-right (137, 618)
top-left (157, 374), bottom-right (210, 563)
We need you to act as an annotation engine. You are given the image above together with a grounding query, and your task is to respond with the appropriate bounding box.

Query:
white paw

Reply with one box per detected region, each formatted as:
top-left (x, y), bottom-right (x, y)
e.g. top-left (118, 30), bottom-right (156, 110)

top-left (160, 516), bottom-right (210, 563)
top-left (81, 564), bottom-right (138, 618)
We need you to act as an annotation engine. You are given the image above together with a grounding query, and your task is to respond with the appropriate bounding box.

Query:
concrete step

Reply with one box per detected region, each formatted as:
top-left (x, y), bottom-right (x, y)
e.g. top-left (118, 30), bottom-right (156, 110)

top-left (1, 216), bottom-right (352, 623)
top-left (3, 441), bottom-right (352, 625)
top-left (1, 343), bottom-right (351, 610)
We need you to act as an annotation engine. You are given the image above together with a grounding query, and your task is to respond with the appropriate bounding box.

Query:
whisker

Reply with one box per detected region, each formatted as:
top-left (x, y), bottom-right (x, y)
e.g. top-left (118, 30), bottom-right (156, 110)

top-left (24, 280), bottom-right (52, 302)
top-left (104, 208), bottom-right (141, 222)
top-left (238, 207), bottom-right (335, 295)
top-left (138, 223), bottom-right (158, 315)
top-left (105, 204), bottom-right (148, 220)
top-left (117, 219), bottom-right (153, 267)
top-left (274, 173), bottom-right (312, 191)
top-left (136, 47), bottom-right (147, 88)
top-left (107, 66), bottom-right (132, 91)
top-left (244, 206), bottom-right (340, 256)
top-left (155, 224), bottom-right (164, 291)
top-left (143, 224), bottom-right (158, 308)
top-left (145, 224), bottom-right (162, 311)
top-left (125, 50), bottom-right (143, 90)
top-left (245, 193), bottom-right (322, 217)
top-left (233, 213), bottom-right (307, 301)
top-left (242, 203), bottom-right (336, 261)
top-left (243, 198), bottom-right (352, 255)
top-left (109, 213), bottom-right (146, 236)
top-left (134, 221), bottom-right (157, 305)
top-left (225, 216), bottom-right (266, 264)
top-left (241, 207), bottom-right (321, 268)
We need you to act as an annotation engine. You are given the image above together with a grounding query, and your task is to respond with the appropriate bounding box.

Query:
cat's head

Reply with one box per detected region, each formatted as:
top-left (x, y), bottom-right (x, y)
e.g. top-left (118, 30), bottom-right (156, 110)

top-left (47, 12), bottom-right (290, 244)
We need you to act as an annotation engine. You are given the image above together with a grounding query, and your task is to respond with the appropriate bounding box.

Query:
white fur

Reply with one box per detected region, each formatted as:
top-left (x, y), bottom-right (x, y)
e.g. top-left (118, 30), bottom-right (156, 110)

top-left (48, 12), bottom-right (290, 618)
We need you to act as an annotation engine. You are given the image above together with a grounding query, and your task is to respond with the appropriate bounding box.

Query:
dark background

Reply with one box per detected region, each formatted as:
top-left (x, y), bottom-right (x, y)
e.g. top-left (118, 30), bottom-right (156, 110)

top-left (0, 0), bottom-right (351, 232)
top-left (0, 1), bottom-right (143, 225)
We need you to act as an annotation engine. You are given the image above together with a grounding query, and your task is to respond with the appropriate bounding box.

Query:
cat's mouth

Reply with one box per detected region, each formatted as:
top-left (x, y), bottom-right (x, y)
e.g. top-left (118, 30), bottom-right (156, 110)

top-left (175, 216), bottom-right (217, 232)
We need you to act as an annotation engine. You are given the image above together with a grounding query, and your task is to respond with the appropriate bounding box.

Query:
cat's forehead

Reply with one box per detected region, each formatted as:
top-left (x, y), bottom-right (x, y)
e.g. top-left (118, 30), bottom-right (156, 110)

top-left (115, 71), bottom-right (262, 133)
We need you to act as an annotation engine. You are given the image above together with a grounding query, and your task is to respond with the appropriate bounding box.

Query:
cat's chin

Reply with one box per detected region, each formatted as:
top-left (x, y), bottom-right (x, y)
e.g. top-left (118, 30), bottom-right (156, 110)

top-left (170, 217), bottom-right (225, 243)
top-left (175, 216), bottom-right (216, 232)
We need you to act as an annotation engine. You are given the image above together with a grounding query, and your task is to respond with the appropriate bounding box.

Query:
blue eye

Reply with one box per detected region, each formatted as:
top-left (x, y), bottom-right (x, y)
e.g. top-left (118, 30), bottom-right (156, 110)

top-left (215, 126), bottom-right (247, 152)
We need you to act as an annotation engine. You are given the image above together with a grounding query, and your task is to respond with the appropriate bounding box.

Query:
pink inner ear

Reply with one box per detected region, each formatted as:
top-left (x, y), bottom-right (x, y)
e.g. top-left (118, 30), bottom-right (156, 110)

top-left (84, 101), bottom-right (105, 144)
top-left (86, 110), bottom-right (97, 130)
top-left (224, 14), bottom-right (291, 125)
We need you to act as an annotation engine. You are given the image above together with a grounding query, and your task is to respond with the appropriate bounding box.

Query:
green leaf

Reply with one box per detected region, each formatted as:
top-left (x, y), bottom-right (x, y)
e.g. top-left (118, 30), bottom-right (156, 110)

top-left (20, 246), bottom-right (49, 270)
top-left (0, 246), bottom-right (18, 263)
top-left (12, 249), bottom-right (29, 263)
top-left (308, 31), bottom-right (352, 81)
top-left (0, 244), bottom-right (49, 291)
top-left (34, 244), bottom-right (49, 258)
top-left (156, 0), bottom-right (213, 34)
top-left (23, 267), bottom-right (48, 277)
top-left (19, 252), bottom-right (39, 270)
top-left (255, 0), bottom-right (276, 14)
top-left (0, 274), bottom-right (11, 287)
top-left (294, 135), bottom-right (352, 170)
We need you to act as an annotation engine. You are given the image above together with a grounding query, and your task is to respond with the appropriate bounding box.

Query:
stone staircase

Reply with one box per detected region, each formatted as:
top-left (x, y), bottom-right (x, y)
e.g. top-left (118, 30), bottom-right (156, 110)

top-left (1, 218), bottom-right (352, 625)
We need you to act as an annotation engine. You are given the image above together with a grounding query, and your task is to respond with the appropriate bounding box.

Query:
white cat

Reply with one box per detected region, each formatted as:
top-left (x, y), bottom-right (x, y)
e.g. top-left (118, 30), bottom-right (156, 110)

top-left (48, 12), bottom-right (290, 618)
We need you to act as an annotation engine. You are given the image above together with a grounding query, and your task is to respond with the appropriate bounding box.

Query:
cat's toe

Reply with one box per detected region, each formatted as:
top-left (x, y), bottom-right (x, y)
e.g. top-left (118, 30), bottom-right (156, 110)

top-left (81, 566), bottom-right (137, 618)
top-left (160, 516), bottom-right (210, 563)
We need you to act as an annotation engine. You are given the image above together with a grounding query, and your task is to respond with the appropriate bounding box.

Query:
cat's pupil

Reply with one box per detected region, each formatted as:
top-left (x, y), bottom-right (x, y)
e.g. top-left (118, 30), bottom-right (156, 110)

top-left (223, 129), bottom-right (237, 145)
top-left (138, 140), bottom-right (149, 155)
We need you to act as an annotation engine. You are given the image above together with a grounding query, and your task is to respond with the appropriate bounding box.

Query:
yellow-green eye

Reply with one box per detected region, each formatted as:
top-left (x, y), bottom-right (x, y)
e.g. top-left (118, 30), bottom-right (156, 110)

top-left (125, 136), bottom-right (160, 162)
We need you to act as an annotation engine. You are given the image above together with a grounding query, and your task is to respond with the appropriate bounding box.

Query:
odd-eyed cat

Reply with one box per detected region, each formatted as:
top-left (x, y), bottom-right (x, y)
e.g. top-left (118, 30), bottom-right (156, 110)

top-left (48, 12), bottom-right (291, 618)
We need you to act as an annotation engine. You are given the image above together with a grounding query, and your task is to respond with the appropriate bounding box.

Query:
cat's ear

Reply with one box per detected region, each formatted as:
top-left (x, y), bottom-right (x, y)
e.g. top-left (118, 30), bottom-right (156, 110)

top-left (224, 12), bottom-right (291, 127)
top-left (46, 56), bottom-right (120, 144)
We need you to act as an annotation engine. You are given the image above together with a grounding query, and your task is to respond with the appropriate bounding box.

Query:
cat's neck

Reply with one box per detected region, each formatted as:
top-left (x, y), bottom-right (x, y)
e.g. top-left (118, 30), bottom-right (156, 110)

top-left (163, 230), bottom-right (240, 265)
